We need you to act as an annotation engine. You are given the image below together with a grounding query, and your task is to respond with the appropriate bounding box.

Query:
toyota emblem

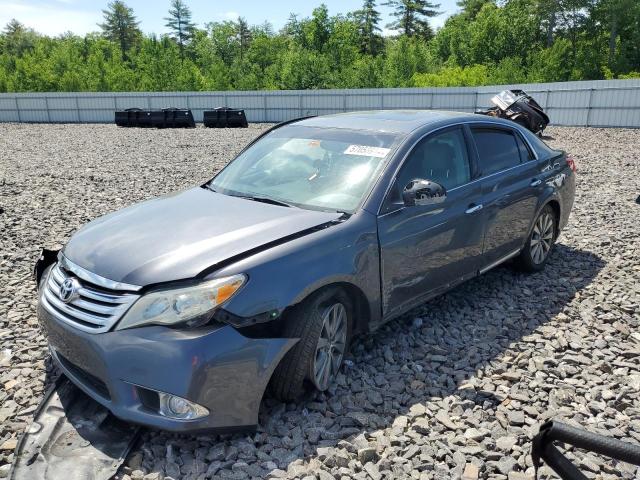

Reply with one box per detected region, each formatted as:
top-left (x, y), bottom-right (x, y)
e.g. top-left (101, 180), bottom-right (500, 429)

top-left (59, 278), bottom-right (80, 303)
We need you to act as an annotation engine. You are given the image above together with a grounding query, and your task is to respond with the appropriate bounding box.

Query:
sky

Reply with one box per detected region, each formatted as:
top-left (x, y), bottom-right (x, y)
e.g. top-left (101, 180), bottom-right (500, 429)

top-left (0, 0), bottom-right (460, 37)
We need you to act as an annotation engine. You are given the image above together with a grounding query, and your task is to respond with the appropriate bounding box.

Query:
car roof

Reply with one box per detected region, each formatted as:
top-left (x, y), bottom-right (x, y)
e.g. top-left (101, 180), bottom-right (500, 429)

top-left (294, 110), bottom-right (483, 134)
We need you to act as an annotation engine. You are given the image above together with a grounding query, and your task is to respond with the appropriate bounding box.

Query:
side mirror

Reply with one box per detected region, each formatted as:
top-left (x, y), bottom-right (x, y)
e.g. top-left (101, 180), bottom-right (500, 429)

top-left (402, 179), bottom-right (446, 207)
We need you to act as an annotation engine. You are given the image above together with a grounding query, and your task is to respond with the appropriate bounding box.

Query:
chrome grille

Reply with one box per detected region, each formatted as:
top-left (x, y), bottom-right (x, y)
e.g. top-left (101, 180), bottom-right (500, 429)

top-left (41, 258), bottom-right (141, 334)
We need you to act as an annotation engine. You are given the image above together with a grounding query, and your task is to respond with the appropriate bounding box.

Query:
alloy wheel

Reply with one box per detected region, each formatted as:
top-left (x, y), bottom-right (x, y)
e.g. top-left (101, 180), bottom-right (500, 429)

top-left (530, 212), bottom-right (554, 264)
top-left (312, 302), bottom-right (347, 391)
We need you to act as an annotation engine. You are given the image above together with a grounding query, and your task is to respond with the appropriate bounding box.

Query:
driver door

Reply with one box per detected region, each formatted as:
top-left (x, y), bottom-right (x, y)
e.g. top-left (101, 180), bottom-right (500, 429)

top-left (377, 126), bottom-right (486, 319)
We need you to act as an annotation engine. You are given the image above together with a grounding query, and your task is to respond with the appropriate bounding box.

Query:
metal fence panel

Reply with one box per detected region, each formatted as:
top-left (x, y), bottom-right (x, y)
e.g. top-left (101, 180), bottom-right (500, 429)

top-left (79, 109), bottom-right (109, 123)
top-left (0, 110), bottom-right (19, 122)
top-left (51, 109), bottom-right (80, 123)
top-left (148, 96), bottom-right (187, 109)
top-left (18, 109), bottom-right (48, 122)
top-left (590, 107), bottom-right (640, 127)
top-left (114, 96), bottom-right (147, 109)
top-left (346, 94), bottom-right (384, 110)
top-left (1, 79), bottom-right (640, 127)
top-left (547, 108), bottom-right (589, 126)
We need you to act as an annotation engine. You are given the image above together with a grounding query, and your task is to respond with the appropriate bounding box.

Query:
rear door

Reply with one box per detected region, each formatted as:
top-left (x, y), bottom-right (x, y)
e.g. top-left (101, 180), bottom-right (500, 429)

top-left (377, 126), bottom-right (485, 318)
top-left (469, 125), bottom-right (540, 268)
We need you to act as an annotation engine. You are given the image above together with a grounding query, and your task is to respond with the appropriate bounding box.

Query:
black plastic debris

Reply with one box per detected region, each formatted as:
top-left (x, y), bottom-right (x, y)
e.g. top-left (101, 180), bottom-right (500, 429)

top-left (115, 107), bottom-right (196, 128)
top-left (532, 420), bottom-right (640, 480)
top-left (33, 248), bottom-right (60, 288)
top-left (476, 90), bottom-right (550, 135)
top-left (10, 377), bottom-right (140, 480)
top-left (635, 194), bottom-right (640, 205)
top-left (203, 107), bottom-right (248, 128)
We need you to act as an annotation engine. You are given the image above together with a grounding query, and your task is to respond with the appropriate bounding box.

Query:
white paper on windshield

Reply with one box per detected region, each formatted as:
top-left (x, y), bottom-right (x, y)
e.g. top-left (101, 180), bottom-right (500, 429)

top-left (344, 145), bottom-right (390, 158)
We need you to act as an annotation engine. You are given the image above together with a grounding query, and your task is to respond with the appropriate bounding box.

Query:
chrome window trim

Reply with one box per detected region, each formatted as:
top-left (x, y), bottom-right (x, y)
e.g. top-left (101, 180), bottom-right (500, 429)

top-left (448, 161), bottom-right (530, 192)
top-left (376, 119), bottom-right (540, 216)
top-left (59, 254), bottom-right (142, 292)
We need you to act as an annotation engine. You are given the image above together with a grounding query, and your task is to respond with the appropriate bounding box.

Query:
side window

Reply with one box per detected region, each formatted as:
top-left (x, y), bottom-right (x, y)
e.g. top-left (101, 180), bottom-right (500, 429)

top-left (397, 128), bottom-right (471, 191)
top-left (471, 128), bottom-right (521, 176)
top-left (516, 133), bottom-right (535, 162)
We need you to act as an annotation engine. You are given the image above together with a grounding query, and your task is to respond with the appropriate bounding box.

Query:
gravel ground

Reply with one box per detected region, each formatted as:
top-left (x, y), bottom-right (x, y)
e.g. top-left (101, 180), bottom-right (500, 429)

top-left (0, 123), bottom-right (639, 480)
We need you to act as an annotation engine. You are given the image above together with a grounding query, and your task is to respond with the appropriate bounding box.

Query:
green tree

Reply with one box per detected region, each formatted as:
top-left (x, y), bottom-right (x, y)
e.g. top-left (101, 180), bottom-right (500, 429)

top-left (304, 4), bottom-right (331, 52)
top-left (528, 38), bottom-right (576, 81)
top-left (534, 0), bottom-right (560, 47)
top-left (236, 17), bottom-right (252, 61)
top-left (554, 0), bottom-right (591, 64)
top-left (593, 0), bottom-right (639, 72)
top-left (99, 0), bottom-right (141, 60)
top-left (413, 64), bottom-right (489, 86)
top-left (382, 36), bottom-right (431, 86)
top-left (207, 21), bottom-right (239, 66)
top-left (164, 0), bottom-right (196, 60)
top-left (2, 0), bottom-right (640, 92)
top-left (384, 0), bottom-right (441, 39)
top-left (456, 0), bottom-right (492, 19)
top-left (354, 0), bottom-right (383, 55)
top-left (2, 19), bottom-right (38, 56)
top-left (278, 45), bottom-right (331, 89)
top-left (326, 15), bottom-right (360, 76)
top-left (282, 13), bottom-right (303, 42)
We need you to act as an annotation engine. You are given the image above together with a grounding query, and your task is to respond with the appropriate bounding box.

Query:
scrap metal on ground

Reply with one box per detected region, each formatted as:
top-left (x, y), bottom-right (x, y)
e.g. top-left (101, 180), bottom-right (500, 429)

top-left (476, 90), bottom-right (550, 135)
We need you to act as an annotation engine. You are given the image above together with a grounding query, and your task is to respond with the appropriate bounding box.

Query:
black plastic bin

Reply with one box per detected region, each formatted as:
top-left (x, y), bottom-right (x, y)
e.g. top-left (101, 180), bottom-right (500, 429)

top-left (115, 108), bottom-right (196, 128)
top-left (203, 108), bottom-right (248, 128)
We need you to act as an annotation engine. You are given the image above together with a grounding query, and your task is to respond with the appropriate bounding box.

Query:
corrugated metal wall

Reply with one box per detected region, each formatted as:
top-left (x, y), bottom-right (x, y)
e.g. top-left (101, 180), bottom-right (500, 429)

top-left (1, 79), bottom-right (639, 127)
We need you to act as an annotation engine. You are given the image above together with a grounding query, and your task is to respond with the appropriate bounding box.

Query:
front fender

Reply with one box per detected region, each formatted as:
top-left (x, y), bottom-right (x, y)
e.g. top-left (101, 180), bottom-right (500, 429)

top-left (210, 210), bottom-right (382, 331)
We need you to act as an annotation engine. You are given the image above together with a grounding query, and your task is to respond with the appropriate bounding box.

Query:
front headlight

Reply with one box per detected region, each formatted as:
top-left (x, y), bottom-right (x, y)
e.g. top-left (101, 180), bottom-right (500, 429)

top-left (115, 274), bottom-right (246, 330)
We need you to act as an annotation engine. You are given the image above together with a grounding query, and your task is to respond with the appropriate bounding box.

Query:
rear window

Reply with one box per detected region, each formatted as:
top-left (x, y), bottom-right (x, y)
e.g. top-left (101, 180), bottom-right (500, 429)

top-left (516, 133), bottom-right (534, 162)
top-left (520, 128), bottom-right (557, 158)
top-left (471, 128), bottom-right (520, 176)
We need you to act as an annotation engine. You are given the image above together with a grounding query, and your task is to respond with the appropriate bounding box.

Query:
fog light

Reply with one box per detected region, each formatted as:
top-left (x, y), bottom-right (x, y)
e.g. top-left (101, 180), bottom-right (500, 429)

top-left (158, 392), bottom-right (209, 420)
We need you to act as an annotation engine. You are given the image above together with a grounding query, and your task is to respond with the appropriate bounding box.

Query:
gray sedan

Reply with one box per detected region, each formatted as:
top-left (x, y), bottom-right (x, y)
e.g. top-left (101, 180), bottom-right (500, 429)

top-left (36, 110), bottom-right (576, 432)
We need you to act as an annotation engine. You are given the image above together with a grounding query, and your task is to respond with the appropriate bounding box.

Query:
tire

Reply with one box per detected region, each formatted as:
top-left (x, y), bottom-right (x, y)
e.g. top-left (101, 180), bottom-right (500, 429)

top-left (515, 205), bottom-right (557, 272)
top-left (269, 288), bottom-right (352, 401)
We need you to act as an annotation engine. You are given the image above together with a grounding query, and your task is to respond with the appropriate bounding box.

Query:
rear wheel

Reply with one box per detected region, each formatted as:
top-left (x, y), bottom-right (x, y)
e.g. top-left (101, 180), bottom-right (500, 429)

top-left (515, 205), bottom-right (557, 272)
top-left (270, 288), bottom-right (351, 401)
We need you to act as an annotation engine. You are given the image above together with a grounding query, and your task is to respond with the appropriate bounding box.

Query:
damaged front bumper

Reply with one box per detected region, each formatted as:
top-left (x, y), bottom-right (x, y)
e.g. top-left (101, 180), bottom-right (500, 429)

top-left (10, 377), bottom-right (140, 480)
top-left (37, 299), bottom-right (297, 433)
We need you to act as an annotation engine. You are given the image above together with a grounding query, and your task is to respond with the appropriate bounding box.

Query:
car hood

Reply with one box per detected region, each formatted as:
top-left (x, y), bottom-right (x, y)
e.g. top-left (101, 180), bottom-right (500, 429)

top-left (62, 187), bottom-right (342, 286)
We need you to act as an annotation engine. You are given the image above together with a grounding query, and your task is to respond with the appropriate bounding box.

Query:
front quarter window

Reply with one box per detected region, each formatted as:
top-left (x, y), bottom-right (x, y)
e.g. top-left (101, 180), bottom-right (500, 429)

top-left (210, 125), bottom-right (399, 213)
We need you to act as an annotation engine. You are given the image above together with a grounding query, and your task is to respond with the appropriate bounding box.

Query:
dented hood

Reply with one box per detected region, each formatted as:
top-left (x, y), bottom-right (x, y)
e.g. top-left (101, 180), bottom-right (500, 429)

top-left (63, 187), bottom-right (341, 286)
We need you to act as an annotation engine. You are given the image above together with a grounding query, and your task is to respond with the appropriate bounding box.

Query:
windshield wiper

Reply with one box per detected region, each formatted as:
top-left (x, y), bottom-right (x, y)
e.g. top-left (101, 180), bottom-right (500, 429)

top-left (234, 194), bottom-right (297, 208)
top-left (335, 210), bottom-right (352, 220)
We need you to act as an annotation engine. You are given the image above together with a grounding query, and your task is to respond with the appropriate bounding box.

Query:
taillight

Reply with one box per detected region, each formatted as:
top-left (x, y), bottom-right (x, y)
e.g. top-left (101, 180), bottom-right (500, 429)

top-left (566, 155), bottom-right (577, 173)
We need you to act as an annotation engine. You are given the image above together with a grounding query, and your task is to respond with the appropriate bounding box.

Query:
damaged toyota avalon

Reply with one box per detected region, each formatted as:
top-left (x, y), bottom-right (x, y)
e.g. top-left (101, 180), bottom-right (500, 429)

top-left (35, 111), bottom-right (575, 433)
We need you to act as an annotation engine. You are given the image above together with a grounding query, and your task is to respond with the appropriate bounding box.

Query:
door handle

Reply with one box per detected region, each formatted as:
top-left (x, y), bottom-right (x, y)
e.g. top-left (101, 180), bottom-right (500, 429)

top-left (465, 204), bottom-right (483, 214)
top-left (531, 179), bottom-right (542, 187)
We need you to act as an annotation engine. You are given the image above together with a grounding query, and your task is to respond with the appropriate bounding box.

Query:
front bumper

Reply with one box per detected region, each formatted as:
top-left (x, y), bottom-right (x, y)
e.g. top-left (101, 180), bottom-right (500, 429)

top-left (38, 301), bottom-right (297, 433)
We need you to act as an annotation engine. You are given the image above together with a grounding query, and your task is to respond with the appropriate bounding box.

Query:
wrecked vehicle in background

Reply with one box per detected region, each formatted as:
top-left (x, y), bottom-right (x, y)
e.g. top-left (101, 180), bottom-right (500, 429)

top-left (477, 90), bottom-right (550, 135)
top-left (34, 110), bottom-right (575, 433)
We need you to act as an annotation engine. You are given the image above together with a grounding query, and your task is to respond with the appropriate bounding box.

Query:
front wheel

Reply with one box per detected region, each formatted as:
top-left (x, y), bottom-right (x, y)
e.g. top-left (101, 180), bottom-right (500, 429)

top-left (515, 205), bottom-right (557, 272)
top-left (269, 288), bottom-right (351, 401)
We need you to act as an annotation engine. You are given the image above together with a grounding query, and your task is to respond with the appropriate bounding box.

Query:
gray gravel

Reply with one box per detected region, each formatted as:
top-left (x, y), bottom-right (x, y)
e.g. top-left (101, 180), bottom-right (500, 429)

top-left (0, 124), bottom-right (639, 480)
